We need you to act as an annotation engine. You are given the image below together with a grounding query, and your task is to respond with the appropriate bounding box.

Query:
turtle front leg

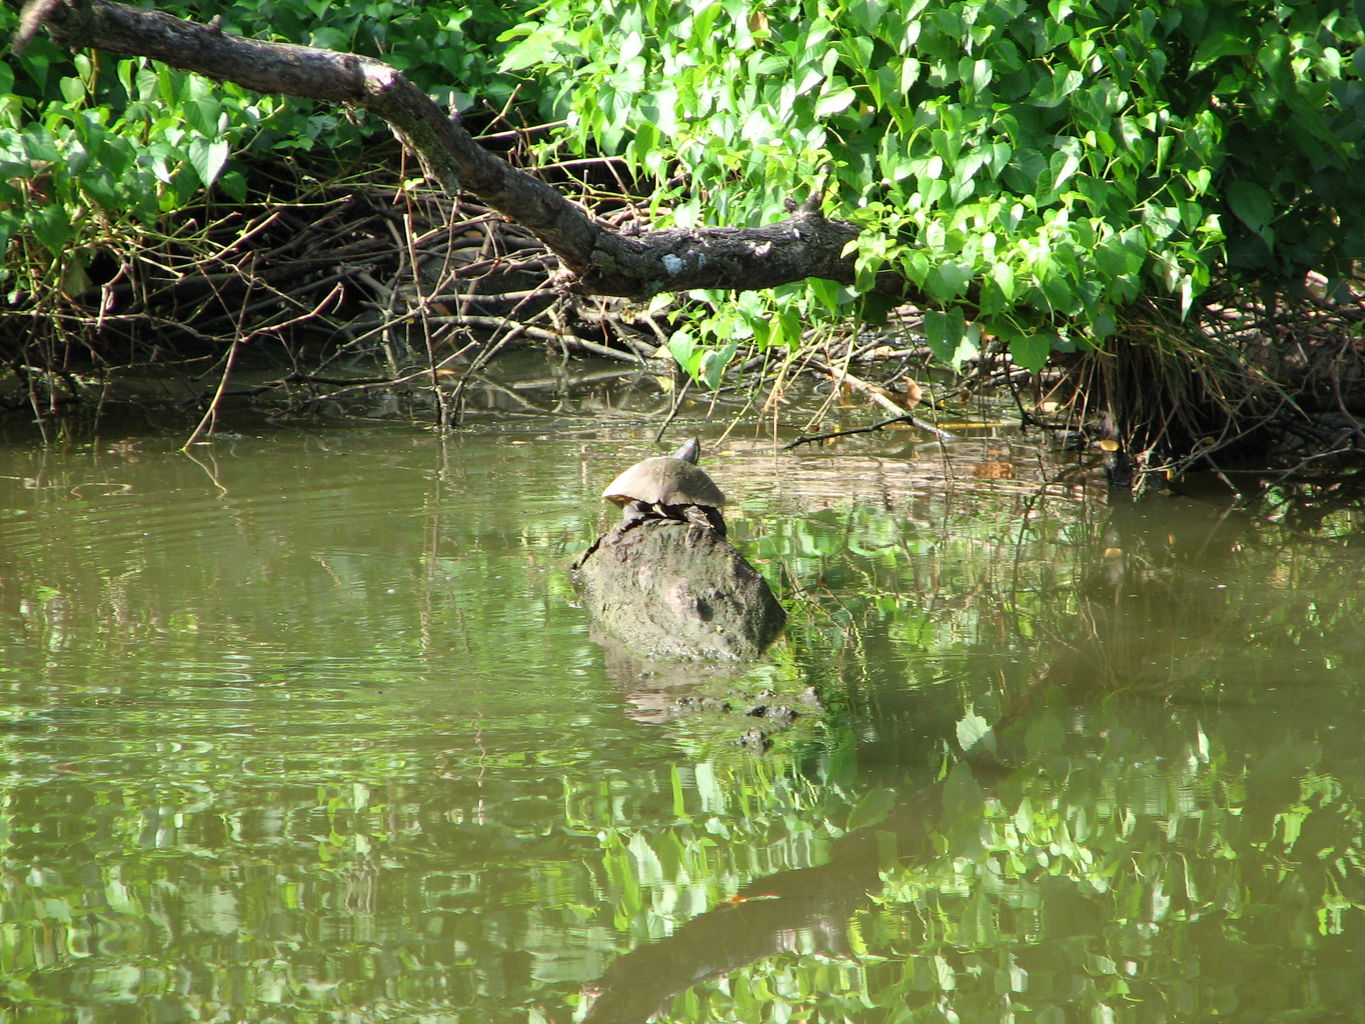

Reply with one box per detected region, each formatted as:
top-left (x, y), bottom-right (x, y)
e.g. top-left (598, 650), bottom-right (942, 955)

top-left (704, 506), bottom-right (727, 537)
top-left (620, 499), bottom-right (653, 530)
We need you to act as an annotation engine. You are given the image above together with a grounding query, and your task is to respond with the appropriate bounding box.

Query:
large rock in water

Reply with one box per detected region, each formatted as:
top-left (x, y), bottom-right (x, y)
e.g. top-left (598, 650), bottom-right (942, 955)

top-left (575, 519), bottom-right (786, 661)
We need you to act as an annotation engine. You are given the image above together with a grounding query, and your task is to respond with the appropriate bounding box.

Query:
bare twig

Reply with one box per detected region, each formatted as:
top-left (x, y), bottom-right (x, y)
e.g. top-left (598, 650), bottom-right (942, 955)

top-left (783, 414), bottom-right (938, 450)
top-left (183, 333), bottom-right (243, 447)
top-left (806, 359), bottom-right (954, 441)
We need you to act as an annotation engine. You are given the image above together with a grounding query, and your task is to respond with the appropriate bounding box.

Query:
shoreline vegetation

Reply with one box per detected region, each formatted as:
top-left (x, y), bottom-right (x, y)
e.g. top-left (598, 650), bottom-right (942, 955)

top-left (3, 0), bottom-right (1364, 493)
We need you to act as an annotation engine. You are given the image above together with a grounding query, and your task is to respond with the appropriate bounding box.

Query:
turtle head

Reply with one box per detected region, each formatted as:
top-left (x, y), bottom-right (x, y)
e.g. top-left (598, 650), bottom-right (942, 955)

top-left (672, 437), bottom-right (701, 464)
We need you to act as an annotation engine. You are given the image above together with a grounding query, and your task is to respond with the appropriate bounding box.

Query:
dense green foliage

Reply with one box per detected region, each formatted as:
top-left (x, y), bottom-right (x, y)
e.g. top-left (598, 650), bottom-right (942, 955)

top-left (498, 0), bottom-right (1364, 370)
top-left (3, 0), bottom-right (1362, 379)
top-left (0, 0), bottom-right (531, 310)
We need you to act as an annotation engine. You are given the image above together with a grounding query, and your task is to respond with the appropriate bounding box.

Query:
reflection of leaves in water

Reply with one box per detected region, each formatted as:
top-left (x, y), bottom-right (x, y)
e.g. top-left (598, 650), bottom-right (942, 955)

top-left (595, 495), bottom-right (1365, 1024)
top-left (846, 787), bottom-right (896, 832)
top-left (1, 436), bottom-right (1362, 1022)
top-left (955, 706), bottom-right (995, 755)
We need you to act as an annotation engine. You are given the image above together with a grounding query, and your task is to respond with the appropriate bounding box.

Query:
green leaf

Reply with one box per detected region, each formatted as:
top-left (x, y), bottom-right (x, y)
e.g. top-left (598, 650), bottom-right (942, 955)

top-left (59, 75), bottom-right (86, 106)
top-left (79, 167), bottom-right (123, 208)
top-left (187, 136), bottom-right (230, 189)
top-left (27, 204), bottom-right (71, 255)
top-left (928, 260), bottom-right (971, 300)
top-left (499, 31), bottom-right (557, 72)
top-left (1050, 146), bottom-right (1080, 193)
top-left (218, 169), bottom-right (247, 203)
top-left (1009, 333), bottom-right (1054, 371)
top-left (185, 97), bottom-right (224, 137)
top-left (815, 82), bottom-right (857, 118)
top-left (1192, 31), bottom-right (1253, 71)
top-left (923, 307), bottom-right (964, 363)
top-left (808, 277), bottom-right (850, 314)
top-left (1226, 180), bottom-right (1275, 245)
top-left (923, 307), bottom-right (981, 367)
top-left (666, 329), bottom-right (700, 377)
top-left (990, 261), bottom-right (1015, 303)
top-left (699, 340), bottom-right (737, 389)
top-left (958, 889), bottom-right (997, 945)
top-left (21, 127), bottom-right (63, 165)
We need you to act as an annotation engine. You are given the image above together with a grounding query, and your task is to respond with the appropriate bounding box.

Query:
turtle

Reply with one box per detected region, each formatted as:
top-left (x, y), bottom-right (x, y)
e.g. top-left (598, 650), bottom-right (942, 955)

top-left (601, 437), bottom-right (727, 537)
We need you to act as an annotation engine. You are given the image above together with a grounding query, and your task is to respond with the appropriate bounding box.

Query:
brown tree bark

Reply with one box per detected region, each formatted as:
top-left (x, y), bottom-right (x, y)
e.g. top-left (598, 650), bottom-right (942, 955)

top-left (12, 0), bottom-right (901, 302)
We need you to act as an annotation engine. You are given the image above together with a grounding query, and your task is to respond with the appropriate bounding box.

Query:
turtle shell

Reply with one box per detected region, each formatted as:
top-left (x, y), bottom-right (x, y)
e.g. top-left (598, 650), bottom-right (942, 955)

top-left (602, 455), bottom-right (726, 509)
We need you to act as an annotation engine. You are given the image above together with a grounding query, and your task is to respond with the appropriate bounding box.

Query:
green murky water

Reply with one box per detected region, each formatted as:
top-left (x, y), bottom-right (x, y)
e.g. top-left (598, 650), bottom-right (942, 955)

top-left (0, 422), bottom-right (1361, 1023)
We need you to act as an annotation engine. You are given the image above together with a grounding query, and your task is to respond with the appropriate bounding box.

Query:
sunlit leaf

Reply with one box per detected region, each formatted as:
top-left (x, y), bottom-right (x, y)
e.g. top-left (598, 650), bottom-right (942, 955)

top-left (187, 136), bottom-right (229, 188)
top-left (816, 83), bottom-right (857, 117)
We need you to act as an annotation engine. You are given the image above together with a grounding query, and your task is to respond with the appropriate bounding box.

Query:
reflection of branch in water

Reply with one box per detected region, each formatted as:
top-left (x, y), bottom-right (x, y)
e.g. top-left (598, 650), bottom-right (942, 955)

top-left (579, 787), bottom-right (939, 1024)
top-left (179, 444), bottom-right (228, 498)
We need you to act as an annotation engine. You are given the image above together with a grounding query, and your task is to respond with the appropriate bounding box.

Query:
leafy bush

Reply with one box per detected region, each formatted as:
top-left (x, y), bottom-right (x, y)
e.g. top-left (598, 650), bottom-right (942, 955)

top-left (497, 0), bottom-right (1365, 371)
top-left (6, 0), bottom-right (1361, 382)
top-left (2, 28), bottom-right (246, 302)
top-left (0, 0), bottom-right (534, 307)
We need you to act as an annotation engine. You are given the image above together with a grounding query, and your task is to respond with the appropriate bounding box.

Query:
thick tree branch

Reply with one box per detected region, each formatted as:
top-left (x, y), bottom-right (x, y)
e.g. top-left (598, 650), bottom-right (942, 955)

top-left (15, 0), bottom-right (885, 301)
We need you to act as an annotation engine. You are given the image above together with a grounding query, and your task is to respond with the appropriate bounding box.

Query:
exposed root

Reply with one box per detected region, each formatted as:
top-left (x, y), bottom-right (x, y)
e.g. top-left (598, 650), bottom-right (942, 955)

top-left (1038, 282), bottom-right (1365, 488)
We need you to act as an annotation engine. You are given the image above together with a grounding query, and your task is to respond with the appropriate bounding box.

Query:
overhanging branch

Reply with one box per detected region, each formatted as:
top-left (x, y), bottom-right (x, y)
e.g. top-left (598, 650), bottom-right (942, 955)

top-left (14, 0), bottom-right (891, 301)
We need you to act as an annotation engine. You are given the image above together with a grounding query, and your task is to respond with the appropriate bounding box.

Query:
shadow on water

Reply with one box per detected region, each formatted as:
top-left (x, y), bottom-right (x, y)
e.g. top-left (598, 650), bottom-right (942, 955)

top-left (0, 426), bottom-right (1360, 1023)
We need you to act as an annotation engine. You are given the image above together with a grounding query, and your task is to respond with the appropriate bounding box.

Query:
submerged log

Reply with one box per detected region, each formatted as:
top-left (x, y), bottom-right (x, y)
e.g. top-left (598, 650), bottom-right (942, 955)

top-left (575, 519), bottom-right (786, 662)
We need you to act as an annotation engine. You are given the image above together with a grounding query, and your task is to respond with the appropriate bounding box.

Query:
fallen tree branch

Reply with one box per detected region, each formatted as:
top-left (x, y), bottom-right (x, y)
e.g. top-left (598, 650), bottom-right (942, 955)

top-left (14, 0), bottom-right (893, 302)
top-left (783, 414), bottom-right (948, 450)
top-left (804, 359), bottom-right (955, 441)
